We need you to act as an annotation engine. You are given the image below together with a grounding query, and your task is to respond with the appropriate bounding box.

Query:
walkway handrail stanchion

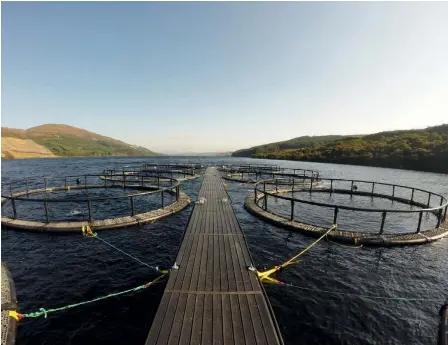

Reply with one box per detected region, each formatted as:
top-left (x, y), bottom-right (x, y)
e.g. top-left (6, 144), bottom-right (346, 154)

top-left (176, 185), bottom-right (179, 201)
top-left (333, 206), bottom-right (339, 224)
top-left (65, 177), bottom-right (67, 188)
top-left (87, 200), bottom-right (93, 223)
top-left (436, 197), bottom-right (444, 228)
top-left (290, 199), bottom-right (294, 221)
top-left (330, 179), bottom-right (333, 195)
top-left (254, 186), bottom-right (257, 203)
top-left (84, 175), bottom-right (87, 189)
top-left (264, 193), bottom-right (268, 211)
top-left (416, 212), bottom-right (423, 233)
top-left (411, 188), bottom-right (415, 202)
top-left (130, 196), bottom-right (135, 216)
top-left (12, 198), bottom-right (17, 219)
top-left (44, 199), bottom-right (49, 223)
top-left (351, 180), bottom-right (354, 196)
top-left (392, 185), bottom-right (396, 198)
top-left (436, 208), bottom-right (442, 228)
top-left (427, 193), bottom-right (431, 208)
top-left (379, 211), bottom-right (386, 234)
top-left (161, 190), bottom-right (164, 209)
top-left (371, 182), bottom-right (375, 197)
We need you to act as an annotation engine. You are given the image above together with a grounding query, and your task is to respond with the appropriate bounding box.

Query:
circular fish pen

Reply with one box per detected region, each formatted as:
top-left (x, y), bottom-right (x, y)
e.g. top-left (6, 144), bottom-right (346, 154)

top-left (102, 163), bottom-right (204, 182)
top-left (102, 168), bottom-right (201, 183)
top-left (1, 174), bottom-right (191, 233)
top-left (219, 164), bottom-right (320, 185)
top-left (245, 177), bottom-right (448, 246)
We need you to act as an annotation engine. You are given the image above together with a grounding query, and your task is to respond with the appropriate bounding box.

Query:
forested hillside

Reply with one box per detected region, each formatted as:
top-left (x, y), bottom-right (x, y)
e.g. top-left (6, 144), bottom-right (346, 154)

top-left (232, 125), bottom-right (448, 173)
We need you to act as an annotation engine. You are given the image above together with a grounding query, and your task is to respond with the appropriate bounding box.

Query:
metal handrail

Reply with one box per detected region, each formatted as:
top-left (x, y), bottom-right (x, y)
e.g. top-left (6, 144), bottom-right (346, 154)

top-left (1, 174), bottom-right (182, 223)
top-left (253, 178), bottom-right (448, 233)
top-left (1, 174), bottom-right (179, 203)
top-left (254, 178), bottom-right (447, 213)
top-left (222, 167), bottom-right (320, 180)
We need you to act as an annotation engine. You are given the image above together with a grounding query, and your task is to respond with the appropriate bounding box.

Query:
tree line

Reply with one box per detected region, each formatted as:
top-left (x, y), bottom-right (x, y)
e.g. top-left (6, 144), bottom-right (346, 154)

top-left (232, 125), bottom-right (448, 174)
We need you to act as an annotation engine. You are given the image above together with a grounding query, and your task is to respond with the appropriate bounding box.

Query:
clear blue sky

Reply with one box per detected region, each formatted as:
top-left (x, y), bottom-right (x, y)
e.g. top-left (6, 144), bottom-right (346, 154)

top-left (2, 2), bottom-right (448, 153)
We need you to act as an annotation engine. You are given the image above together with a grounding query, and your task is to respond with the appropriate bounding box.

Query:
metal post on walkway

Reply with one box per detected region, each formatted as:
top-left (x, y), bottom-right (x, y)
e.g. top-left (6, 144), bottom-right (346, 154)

top-left (44, 200), bottom-right (49, 223)
top-left (379, 211), bottom-right (386, 235)
top-left (333, 206), bottom-right (339, 224)
top-left (130, 196), bottom-right (135, 216)
top-left (88, 200), bottom-right (93, 222)
top-left (12, 198), bottom-right (17, 219)
top-left (416, 212), bottom-right (423, 233)
top-left (290, 200), bottom-right (294, 221)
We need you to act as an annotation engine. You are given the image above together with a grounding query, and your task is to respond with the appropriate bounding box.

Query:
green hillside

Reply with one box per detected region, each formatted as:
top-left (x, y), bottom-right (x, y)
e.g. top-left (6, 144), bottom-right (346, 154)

top-left (2, 124), bottom-right (158, 158)
top-left (232, 125), bottom-right (448, 174)
top-left (232, 135), bottom-right (349, 157)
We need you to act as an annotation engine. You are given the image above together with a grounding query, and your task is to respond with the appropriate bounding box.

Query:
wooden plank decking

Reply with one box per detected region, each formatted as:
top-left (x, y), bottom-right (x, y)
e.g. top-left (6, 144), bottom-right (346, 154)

top-left (146, 167), bottom-right (283, 345)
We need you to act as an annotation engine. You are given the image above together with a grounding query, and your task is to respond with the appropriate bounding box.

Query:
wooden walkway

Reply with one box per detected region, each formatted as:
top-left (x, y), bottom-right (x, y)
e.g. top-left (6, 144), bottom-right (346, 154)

top-left (146, 167), bottom-right (283, 345)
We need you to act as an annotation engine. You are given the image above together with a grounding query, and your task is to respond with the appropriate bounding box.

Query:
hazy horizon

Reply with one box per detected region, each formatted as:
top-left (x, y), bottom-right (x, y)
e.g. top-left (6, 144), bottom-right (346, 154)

top-left (2, 2), bottom-right (447, 152)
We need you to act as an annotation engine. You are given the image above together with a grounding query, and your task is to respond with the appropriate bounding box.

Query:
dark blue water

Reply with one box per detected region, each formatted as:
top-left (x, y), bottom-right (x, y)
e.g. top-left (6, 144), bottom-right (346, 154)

top-left (2, 157), bottom-right (448, 345)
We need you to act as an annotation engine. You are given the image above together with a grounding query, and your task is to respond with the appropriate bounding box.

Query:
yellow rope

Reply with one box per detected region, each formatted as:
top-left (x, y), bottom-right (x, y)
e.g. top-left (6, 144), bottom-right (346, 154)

top-left (256, 224), bottom-right (337, 284)
top-left (280, 224), bottom-right (337, 268)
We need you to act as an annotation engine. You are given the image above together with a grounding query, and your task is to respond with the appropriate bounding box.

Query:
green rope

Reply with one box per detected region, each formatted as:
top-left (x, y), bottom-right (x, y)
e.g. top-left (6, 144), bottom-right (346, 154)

top-left (20, 274), bottom-right (167, 319)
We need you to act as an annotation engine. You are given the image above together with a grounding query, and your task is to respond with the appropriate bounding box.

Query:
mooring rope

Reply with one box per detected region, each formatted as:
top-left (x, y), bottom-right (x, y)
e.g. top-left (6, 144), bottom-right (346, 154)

top-left (82, 226), bottom-right (160, 273)
top-left (281, 282), bottom-right (443, 302)
top-left (254, 225), bottom-right (337, 284)
top-left (8, 273), bottom-right (168, 321)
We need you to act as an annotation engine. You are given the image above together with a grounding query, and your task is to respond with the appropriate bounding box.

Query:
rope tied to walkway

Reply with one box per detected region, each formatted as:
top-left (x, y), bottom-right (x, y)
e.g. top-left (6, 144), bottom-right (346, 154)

top-left (82, 226), bottom-right (167, 274)
top-left (255, 224), bottom-right (337, 284)
top-left (8, 272), bottom-right (168, 321)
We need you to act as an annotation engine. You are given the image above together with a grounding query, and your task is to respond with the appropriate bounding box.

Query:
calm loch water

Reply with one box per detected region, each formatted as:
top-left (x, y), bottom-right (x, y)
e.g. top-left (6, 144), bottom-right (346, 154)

top-left (2, 156), bottom-right (447, 345)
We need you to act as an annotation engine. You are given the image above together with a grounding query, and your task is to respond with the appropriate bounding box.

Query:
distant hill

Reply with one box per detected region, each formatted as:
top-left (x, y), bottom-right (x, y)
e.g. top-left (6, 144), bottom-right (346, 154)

top-left (165, 151), bottom-right (232, 157)
top-left (1, 124), bottom-right (158, 159)
top-left (232, 135), bottom-right (350, 157)
top-left (231, 124), bottom-right (448, 174)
